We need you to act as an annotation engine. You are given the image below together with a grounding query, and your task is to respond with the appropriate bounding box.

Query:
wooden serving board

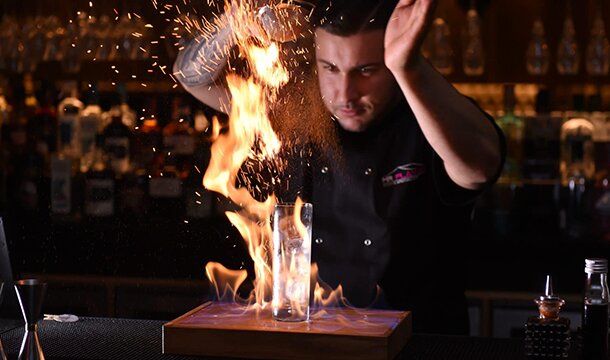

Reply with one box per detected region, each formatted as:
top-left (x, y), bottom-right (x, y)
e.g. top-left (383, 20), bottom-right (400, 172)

top-left (163, 302), bottom-right (411, 360)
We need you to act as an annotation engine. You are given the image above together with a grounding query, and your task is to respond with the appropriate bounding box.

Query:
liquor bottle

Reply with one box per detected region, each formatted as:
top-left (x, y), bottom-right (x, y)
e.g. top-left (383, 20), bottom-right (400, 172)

top-left (28, 80), bottom-right (58, 176)
top-left (524, 275), bottom-right (571, 359)
top-left (117, 171), bottom-right (148, 221)
top-left (12, 151), bottom-right (43, 215)
top-left (0, 80), bottom-right (10, 214)
top-left (117, 84), bottom-right (136, 130)
top-left (496, 84), bottom-right (524, 185)
top-left (590, 94), bottom-right (609, 176)
top-left (585, 3), bottom-right (610, 76)
top-left (423, 16), bottom-right (453, 76)
top-left (582, 258), bottom-right (609, 359)
top-left (132, 98), bottom-right (161, 175)
top-left (591, 94), bottom-right (610, 240)
top-left (79, 83), bottom-right (103, 173)
top-left (162, 96), bottom-right (195, 180)
top-left (461, 1), bottom-right (484, 76)
top-left (102, 101), bottom-right (133, 176)
top-left (523, 88), bottom-right (561, 181)
top-left (57, 81), bottom-right (83, 160)
top-left (557, 1), bottom-right (580, 75)
top-left (50, 155), bottom-right (73, 215)
top-left (526, 18), bottom-right (550, 76)
top-left (101, 84), bottom-right (136, 131)
top-left (20, 73), bottom-right (38, 118)
top-left (149, 166), bottom-right (184, 219)
top-left (84, 135), bottom-right (114, 218)
top-left (593, 175), bottom-right (610, 241)
top-left (560, 95), bottom-right (595, 239)
top-left (560, 95), bottom-right (595, 186)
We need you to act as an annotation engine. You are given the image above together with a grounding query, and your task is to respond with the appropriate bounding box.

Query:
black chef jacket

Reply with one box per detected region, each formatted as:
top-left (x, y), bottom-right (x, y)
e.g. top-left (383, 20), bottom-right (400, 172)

top-left (293, 99), bottom-right (505, 335)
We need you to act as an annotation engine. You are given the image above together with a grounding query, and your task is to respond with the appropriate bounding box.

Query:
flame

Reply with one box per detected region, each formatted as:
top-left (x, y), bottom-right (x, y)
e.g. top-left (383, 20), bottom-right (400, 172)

top-left (205, 262), bottom-right (248, 303)
top-left (293, 197), bottom-right (309, 242)
top-left (247, 43), bottom-right (289, 90)
top-left (311, 263), bottom-right (345, 309)
top-left (199, 0), bottom-right (290, 308)
top-left (194, 0), bottom-right (361, 318)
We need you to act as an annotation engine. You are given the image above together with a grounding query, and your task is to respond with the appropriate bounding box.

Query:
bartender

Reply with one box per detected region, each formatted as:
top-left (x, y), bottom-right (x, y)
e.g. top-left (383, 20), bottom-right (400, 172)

top-left (174, 0), bottom-right (505, 334)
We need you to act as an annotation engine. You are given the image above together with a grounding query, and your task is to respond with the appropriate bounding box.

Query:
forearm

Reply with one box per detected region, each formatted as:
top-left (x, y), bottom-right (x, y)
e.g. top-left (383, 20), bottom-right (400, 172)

top-left (172, 13), bottom-right (234, 112)
top-left (391, 55), bottom-right (501, 190)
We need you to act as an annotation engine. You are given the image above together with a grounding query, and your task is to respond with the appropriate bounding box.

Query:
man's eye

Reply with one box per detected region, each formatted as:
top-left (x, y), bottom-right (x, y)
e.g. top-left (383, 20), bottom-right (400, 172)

top-left (360, 67), bottom-right (375, 75)
top-left (323, 65), bottom-right (338, 73)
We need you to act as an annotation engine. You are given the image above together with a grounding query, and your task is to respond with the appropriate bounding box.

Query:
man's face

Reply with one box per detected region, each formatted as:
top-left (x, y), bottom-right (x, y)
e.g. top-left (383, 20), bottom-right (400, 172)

top-left (315, 28), bottom-right (401, 132)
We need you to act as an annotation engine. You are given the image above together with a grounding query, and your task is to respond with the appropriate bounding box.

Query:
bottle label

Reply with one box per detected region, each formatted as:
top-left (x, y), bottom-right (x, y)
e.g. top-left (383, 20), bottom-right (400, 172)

top-left (164, 135), bottom-right (195, 155)
top-left (149, 177), bottom-right (182, 198)
top-left (80, 115), bottom-right (99, 154)
top-left (51, 157), bottom-right (72, 214)
top-left (105, 137), bottom-right (130, 174)
top-left (85, 178), bottom-right (114, 216)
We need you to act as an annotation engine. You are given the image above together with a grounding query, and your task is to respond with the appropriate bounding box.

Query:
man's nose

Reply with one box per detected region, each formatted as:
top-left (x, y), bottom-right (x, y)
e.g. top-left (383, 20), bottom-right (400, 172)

top-left (337, 74), bottom-right (359, 104)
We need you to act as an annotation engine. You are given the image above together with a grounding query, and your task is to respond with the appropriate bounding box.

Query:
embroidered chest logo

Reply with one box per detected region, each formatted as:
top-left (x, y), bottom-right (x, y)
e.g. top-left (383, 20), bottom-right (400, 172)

top-left (381, 163), bottom-right (425, 187)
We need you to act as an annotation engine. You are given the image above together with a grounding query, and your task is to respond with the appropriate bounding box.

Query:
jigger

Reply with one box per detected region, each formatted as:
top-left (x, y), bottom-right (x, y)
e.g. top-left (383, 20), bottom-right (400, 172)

top-left (14, 279), bottom-right (47, 360)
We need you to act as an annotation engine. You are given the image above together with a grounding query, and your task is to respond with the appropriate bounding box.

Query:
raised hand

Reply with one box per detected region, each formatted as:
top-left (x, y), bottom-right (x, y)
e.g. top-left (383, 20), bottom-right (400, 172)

top-left (384, 0), bottom-right (437, 73)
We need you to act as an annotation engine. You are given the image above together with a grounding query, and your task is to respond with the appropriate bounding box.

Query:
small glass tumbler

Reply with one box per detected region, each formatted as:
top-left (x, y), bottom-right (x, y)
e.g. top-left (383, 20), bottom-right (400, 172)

top-left (272, 202), bottom-right (313, 322)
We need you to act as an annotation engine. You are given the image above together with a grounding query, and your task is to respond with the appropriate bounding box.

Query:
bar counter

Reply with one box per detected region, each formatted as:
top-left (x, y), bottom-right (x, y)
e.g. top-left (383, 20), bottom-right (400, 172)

top-left (0, 316), bottom-right (581, 360)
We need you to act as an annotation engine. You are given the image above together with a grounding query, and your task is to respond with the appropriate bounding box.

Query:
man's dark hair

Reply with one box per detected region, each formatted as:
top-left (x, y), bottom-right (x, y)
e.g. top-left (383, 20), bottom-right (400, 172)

top-left (310, 0), bottom-right (399, 36)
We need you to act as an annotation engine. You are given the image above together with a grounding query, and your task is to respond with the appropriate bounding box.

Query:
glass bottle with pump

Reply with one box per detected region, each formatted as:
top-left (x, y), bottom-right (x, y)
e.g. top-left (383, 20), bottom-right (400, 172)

top-left (583, 258), bottom-right (609, 359)
top-left (524, 275), bottom-right (570, 359)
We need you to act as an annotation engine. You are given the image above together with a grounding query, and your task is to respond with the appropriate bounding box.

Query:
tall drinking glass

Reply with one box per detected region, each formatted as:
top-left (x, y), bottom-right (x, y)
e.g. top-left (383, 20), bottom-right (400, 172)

top-left (272, 202), bottom-right (313, 322)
